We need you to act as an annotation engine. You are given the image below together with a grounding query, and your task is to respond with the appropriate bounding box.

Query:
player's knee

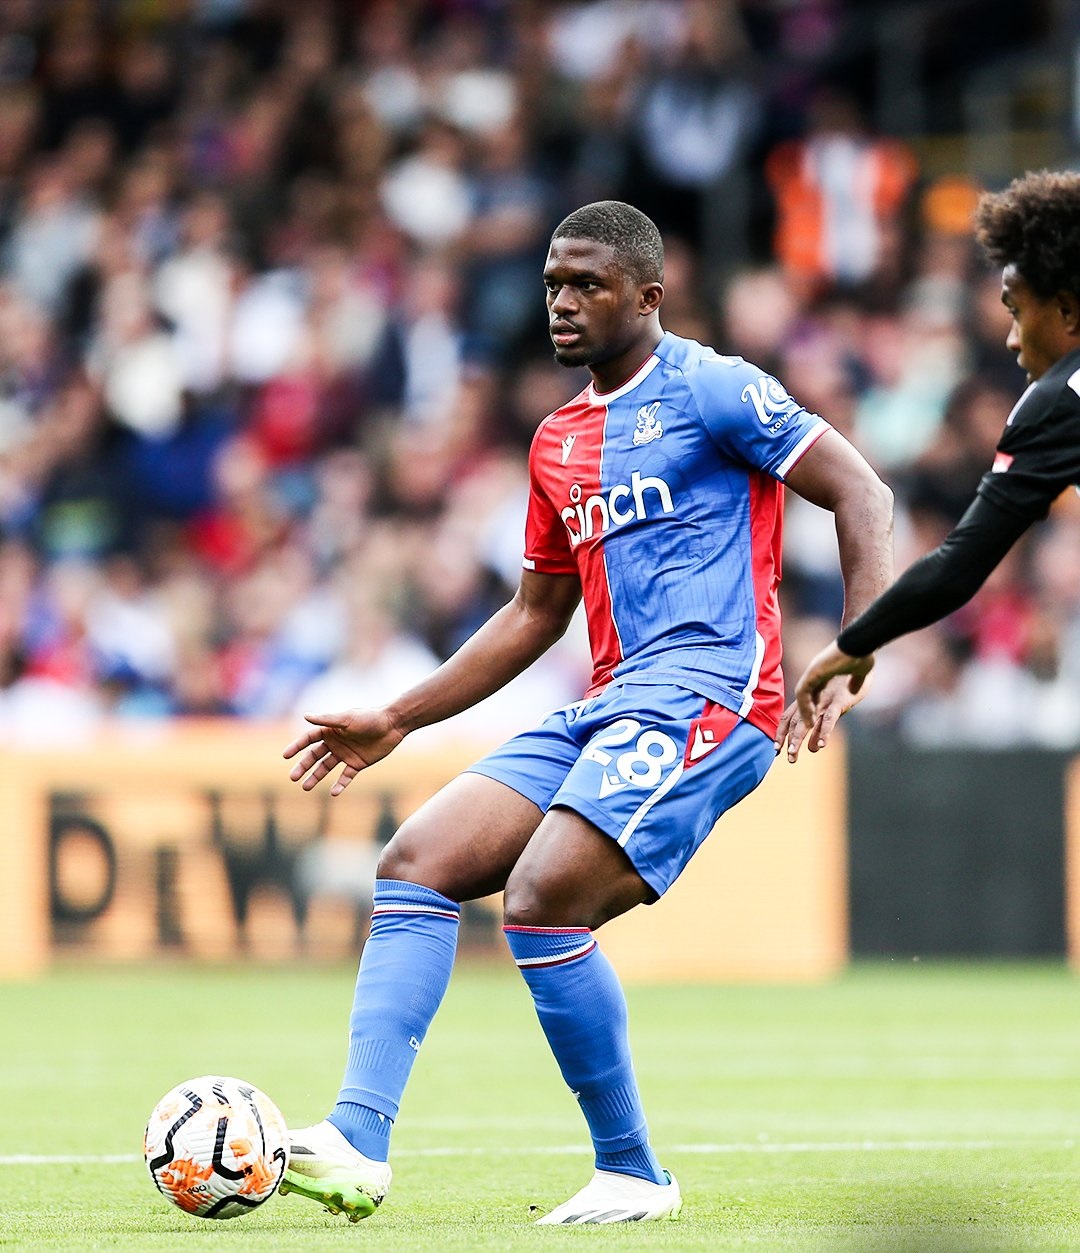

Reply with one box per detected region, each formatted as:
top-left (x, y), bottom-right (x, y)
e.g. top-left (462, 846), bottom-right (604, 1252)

top-left (376, 817), bottom-right (439, 886)
top-left (501, 878), bottom-right (543, 927)
top-left (504, 857), bottom-right (652, 929)
top-left (502, 865), bottom-right (568, 927)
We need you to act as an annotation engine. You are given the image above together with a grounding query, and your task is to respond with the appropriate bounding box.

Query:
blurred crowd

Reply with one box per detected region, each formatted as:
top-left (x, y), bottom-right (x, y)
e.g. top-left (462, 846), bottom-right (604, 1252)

top-left (0, 0), bottom-right (1070, 747)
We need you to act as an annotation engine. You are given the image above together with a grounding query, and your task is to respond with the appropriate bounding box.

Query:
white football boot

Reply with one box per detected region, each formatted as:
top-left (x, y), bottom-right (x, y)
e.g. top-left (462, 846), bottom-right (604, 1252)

top-left (279, 1119), bottom-right (392, 1222)
top-left (536, 1168), bottom-right (682, 1224)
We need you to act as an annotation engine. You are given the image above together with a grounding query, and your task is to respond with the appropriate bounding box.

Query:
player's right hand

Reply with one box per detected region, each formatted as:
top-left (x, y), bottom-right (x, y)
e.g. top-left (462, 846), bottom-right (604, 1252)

top-left (283, 708), bottom-right (406, 795)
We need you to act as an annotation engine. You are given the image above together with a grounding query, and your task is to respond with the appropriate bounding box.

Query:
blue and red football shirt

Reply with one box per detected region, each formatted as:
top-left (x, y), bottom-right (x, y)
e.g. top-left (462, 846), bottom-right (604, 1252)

top-left (523, 330), bottom-right (829, 739)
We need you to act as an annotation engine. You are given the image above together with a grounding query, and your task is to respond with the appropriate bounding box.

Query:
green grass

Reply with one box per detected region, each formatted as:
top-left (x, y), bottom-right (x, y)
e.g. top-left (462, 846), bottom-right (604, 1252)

top-left (3, 961), bottom-right (1080, 1250)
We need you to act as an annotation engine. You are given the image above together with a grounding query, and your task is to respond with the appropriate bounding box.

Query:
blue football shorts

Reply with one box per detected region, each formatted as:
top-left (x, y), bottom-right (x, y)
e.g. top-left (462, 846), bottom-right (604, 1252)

top-left (467, 681), bottom-right (777, 899)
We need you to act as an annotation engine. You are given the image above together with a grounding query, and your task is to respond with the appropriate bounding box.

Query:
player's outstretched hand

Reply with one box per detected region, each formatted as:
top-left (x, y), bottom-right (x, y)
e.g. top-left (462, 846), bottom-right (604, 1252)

top-left (283, 707), bottom-right (405, 795)
top-left (776, 640), bottom-right (874, 762)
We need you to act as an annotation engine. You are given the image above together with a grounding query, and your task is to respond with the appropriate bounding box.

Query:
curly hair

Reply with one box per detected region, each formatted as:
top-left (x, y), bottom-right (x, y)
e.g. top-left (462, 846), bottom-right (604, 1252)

top-left (974, 170), bottom-right (1080, 300)
top-left (551, 201), bottom-right (664, 285)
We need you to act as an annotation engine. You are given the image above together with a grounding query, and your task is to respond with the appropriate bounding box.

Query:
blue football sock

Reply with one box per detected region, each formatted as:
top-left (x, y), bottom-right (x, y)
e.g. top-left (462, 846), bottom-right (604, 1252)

top-left (504, 925), bottom-right (665, 1185)
top-left (328, 879), bottom-right (460, 1162)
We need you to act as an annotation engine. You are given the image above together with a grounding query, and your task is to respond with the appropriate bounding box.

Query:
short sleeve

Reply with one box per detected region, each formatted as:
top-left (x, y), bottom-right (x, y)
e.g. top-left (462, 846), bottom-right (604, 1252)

top-left (689, 357), bottom-right (829, 480)
top-left (523, 444), bottom-right (578, 576)
top-left (977, 384), bottom-right (1080, 522)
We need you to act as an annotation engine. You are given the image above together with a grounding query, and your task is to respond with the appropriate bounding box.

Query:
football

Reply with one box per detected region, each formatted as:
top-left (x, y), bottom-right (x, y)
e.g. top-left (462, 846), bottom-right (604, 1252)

top-left (143, 1075), bottom-right (288, 1219)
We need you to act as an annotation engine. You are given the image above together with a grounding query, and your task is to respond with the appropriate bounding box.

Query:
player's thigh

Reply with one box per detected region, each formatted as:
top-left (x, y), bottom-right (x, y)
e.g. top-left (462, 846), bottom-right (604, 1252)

top-left (379, 771), bottom-right (544, 902)
top-left (504, 805), bottom-right (654, 930)
top-left (394, 702), bottom-right (584, 901)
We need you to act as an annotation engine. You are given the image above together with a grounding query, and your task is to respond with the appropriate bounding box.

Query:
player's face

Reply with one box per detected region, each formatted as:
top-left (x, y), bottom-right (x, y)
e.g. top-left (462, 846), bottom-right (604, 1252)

top-left (544, 238), bottom-right (657, 374)
top-left (1000, 265), bottom-right (1078, 382)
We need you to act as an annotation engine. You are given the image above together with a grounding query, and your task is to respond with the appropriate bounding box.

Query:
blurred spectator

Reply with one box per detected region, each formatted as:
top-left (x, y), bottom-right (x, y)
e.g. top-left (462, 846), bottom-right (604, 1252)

top-left (292, 580), bottom-right (439, 719)
top-left (368, 255), bottom-right (464, 427)
top-left (380, 120), bottom-right (473, 248)
top-left (719, 266), bottom-right (799, 375)
top-left (547, 0), bottom-right (683, 84)
top-left (113, 35), bottom-right (179, 155)
top-left (154, 191), bottom-right (236, 395)
top-left (460, 117), bottom-right (550, 353)
top-left (4, 154), bottom-right (101, 316)
top-left (352, 1), bottom-right (425, 138)
top-left (185, 435), bottom-right (290, 576)
top-left (851, 300), bottom-right (966, 472)
top-left (765, 88), bottom-right (917, 297)
top-left (902, 377), bottom-right (1017, 527)
top-left (631, 0), bottom-right (761, 259)
top-left (38, 16), bottom-right (114, 152)
top-left (220, 540), bottom-right (344, 717)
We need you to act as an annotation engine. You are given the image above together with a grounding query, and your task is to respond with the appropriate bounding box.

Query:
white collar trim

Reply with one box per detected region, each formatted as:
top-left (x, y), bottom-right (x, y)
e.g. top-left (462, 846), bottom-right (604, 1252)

top-left (588, 353), bottom-right (661, 404)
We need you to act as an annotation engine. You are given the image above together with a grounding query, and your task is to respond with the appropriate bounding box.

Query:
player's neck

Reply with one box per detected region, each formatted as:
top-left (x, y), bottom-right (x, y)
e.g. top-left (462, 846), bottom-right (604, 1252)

top-left (589, 329), bottom-right (664, 395)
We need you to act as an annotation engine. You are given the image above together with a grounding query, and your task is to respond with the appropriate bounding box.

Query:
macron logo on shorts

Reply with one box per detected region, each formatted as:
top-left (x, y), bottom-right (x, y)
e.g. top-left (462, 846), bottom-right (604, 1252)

top-left (688, 726), bottom-right (720, 761)
top-left (684, 705), bottom-right (739, 768)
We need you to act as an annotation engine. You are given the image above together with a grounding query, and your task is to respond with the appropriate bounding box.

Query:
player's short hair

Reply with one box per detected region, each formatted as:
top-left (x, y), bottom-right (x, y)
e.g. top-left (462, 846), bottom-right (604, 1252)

top-left (551, 201), bottom-right (664, 285)
top-left (975, 170), bottom-right (1080, 301)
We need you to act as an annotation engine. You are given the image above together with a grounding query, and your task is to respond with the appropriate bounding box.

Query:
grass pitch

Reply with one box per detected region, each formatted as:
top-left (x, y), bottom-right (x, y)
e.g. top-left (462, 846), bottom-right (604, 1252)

top-left (2, 960), bottom-right (1080, 1250)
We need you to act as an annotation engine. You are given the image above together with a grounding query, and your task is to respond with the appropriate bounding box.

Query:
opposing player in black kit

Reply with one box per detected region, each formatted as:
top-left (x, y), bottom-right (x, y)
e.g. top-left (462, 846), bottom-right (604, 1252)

top-left (782, 169), bottom-right (1080, 754)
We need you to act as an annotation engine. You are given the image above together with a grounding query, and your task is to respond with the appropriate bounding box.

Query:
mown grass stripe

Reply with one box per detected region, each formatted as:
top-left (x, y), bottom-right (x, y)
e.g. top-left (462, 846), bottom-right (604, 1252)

top-left (2, 1137), bottom-right (1072, 1166)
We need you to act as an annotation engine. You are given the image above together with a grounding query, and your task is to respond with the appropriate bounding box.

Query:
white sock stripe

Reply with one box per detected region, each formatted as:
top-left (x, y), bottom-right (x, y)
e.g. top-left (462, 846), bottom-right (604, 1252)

top-left (371, 904), bottom-right (460, 919)
top-left (513, 938), bottom-right (596, 967)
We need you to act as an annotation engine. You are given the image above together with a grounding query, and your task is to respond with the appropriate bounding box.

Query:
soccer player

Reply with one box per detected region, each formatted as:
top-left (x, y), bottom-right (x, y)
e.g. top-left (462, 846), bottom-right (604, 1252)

top-left (280, 200), bottom-right (893, 1224)
top-left (784, 170), bottom-right (1080, 757)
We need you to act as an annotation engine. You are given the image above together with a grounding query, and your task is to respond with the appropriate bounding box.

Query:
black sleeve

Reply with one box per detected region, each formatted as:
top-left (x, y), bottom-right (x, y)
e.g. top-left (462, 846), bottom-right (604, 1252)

top-left (835, 494), bottom-right (1032, 657)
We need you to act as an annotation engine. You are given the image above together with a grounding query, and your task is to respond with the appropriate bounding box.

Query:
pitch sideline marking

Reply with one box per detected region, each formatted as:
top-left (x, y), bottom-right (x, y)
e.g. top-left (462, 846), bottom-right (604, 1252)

top-left (1, 1138), bottom-right (1074, 1166)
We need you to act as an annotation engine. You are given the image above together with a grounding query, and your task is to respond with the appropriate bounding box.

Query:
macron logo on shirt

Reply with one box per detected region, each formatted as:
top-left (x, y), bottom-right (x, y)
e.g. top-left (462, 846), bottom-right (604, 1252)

top-left (561, 433), bottom-right (577, 464)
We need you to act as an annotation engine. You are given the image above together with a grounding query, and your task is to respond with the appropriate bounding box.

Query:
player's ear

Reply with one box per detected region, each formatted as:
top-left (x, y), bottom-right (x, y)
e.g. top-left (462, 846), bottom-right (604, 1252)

top-left (639, 281), bottom-right (663, 316)
top-left (1055, 290), bottom-right (1080, 335)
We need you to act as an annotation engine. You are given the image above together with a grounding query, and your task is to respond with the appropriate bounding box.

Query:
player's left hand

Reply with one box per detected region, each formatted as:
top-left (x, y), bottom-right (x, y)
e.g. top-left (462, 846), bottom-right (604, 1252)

top-left (775, 668), bottom-right (873, 763)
